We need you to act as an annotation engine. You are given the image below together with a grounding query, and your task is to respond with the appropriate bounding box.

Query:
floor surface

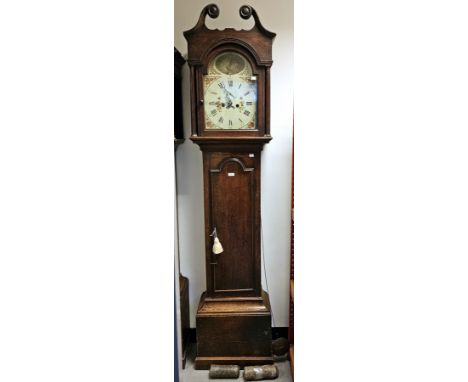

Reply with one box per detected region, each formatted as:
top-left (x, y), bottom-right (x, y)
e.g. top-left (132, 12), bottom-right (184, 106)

top-left (180, 344), bottom-right (293, 382)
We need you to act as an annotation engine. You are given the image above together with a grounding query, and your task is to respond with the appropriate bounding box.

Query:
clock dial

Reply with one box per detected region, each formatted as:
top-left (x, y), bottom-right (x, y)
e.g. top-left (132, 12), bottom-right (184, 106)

top-left (203, 52), bottom-right (257, 130)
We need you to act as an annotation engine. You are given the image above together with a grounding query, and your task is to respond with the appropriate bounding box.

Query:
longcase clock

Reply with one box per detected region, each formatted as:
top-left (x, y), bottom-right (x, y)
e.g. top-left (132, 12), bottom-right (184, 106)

top-left (184, 4), bottom-right (275, 369)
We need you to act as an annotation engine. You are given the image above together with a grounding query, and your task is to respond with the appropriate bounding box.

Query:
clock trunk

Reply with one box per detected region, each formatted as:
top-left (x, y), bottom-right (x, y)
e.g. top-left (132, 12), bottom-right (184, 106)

top-left (203, 151), bottom-right (261, 299)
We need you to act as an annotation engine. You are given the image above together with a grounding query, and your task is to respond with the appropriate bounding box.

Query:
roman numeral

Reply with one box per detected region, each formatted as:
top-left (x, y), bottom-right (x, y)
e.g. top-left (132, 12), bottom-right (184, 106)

top-left (210, 91), bottom-right (217, 95)
top-left (238, 84), bottom-right (242, 89)
top-left (218, 82), bottom-right (224, 89)
top-left (228, 80), bottom-right (233, 87)
top-left (211, 109), bottom-right (217, 116)
top-left (244, 91), bottom-right (250, 96)
top-left (229, 120), bottom-right (233, 126)
top-left (238, 118), bottom-right (243, 123)
top-left (209, 101), bottom-right (216, 105)
top-left (244, 110), bottom-right (250, 116)
top-left (246, 102), bottom-right (253, 105)
top-left (218, 117), bottom-right (224, 123)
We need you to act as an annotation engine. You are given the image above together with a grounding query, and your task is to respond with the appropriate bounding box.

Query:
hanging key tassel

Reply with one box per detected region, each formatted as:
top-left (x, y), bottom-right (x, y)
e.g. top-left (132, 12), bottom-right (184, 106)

top-left (210, 227), bottom-right (224, 254)
top-left (212, 237), bottom-right (224, 254)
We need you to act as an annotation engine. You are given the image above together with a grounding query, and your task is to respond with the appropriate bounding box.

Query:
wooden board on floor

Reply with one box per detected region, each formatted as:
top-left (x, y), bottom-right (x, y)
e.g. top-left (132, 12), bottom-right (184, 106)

top-left (289, 344), bottom-right (294, 379)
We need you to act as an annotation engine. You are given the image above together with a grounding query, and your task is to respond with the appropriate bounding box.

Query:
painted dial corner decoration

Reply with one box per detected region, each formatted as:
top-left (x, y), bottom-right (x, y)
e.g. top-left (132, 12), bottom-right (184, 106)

top-left (203, 52), bottom-right (257, 130)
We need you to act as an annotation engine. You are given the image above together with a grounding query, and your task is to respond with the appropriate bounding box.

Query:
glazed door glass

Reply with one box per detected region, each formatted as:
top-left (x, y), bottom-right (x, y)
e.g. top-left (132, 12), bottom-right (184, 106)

top-left (203, 52), bottom-right (258, 130)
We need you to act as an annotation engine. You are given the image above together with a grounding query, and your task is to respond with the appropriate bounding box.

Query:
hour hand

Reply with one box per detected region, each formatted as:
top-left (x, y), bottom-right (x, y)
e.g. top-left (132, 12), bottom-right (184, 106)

top-left (223, 93), bottom-right (234, 109)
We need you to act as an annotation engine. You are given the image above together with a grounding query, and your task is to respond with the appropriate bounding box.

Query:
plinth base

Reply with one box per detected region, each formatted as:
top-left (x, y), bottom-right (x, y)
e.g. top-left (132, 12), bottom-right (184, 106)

top-left (195, 290), bottom-right (273, 370)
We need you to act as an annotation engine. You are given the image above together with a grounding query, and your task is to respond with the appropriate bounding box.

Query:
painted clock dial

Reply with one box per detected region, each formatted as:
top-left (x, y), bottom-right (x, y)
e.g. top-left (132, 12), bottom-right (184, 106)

top-left (203, 52), bottom-right (257, 130)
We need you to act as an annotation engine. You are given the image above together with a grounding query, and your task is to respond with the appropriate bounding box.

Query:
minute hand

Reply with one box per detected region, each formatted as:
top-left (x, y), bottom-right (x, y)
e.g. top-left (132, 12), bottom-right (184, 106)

top-left (222, 87), bottom-right (235, 99)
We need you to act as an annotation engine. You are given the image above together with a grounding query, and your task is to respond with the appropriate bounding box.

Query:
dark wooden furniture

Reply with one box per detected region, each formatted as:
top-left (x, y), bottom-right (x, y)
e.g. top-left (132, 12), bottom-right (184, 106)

top-left (183, 4), bottom-right (276, 369)
top-left (179, 274), bottom-right (190, 368)
top-left (174, 47), bottom-right (186, 147)
top-left (174, 47), bottom-right (190, 368)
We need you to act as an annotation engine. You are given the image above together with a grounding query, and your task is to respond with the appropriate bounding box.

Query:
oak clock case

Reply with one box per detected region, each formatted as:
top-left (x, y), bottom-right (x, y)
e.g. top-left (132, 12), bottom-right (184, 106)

top-left (184, 4), bottom-right (275, 369)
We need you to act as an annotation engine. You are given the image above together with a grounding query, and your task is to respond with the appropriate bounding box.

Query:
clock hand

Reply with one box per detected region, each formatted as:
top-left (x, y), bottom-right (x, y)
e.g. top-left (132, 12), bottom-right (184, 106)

top-left (224, 94), bottom-right (232, 108)
top-left (223, 91), bottom-right (235, 109)
top-left (222, 86), bottom-right (236, 100)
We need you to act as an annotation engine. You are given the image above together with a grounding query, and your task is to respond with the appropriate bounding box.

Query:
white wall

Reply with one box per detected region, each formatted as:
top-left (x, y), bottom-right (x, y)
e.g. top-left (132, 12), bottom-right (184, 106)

top-left (174, 0), bottom-right (293, 327)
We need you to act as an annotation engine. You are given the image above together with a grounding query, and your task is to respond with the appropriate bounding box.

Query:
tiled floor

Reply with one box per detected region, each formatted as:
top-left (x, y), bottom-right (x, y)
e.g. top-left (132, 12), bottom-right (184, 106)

top-left (180, 345), bottom-right (293, 382)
